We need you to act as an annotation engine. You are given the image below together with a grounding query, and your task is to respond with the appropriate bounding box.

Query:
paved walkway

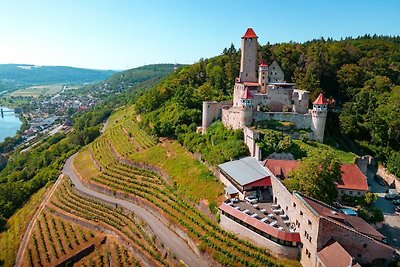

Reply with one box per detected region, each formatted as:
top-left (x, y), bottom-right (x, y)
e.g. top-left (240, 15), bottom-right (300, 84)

top-left (63, 154), bottom-right (208, 267)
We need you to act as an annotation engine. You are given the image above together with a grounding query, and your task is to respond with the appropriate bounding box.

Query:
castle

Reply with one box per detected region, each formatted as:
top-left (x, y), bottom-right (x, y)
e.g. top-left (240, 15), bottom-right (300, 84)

top-left (202, 28), bottom-right (328, 143)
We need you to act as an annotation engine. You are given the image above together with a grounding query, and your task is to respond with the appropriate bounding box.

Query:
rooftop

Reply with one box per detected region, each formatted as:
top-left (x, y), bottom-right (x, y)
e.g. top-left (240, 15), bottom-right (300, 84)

top-left (263, 159), bottom-right (298, 179)
top-left (317, 240), bottom-right (361, 267)
top-left (219, 202), bottom-right (301, 242)
top-left (242, 28), bottom-right (258, 39)
top-left (219, 157), bottom-right (270, 186)
top-left (338, 164), bottom-right (368, 191)
top-left (297, 193), bottom-right (385, 241)
top-left (313, 93), bottom-right (328, 105)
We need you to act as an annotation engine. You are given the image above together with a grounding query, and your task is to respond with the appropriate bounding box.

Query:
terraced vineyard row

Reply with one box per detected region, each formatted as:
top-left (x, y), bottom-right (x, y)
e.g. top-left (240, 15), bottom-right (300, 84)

top-left (25, 211), bottom-right (97, 267)
top-left (85, 118), bottom-right (286, 267)
top-left (105, 120), bottom-right (156, 155)
top-left (74, 240), bottom-right (140, 267)
top-left (49, 179), bottom-right (174, 267)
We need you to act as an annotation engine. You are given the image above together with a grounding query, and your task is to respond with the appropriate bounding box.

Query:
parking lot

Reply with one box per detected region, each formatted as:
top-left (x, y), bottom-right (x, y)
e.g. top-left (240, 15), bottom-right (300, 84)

top-left (367, 168), bottom-right (400, 249)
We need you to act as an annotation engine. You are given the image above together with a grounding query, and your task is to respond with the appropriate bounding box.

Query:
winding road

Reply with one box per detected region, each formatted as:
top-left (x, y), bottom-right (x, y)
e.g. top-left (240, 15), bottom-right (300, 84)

top-left (62, 154), bottom-right (208, 267)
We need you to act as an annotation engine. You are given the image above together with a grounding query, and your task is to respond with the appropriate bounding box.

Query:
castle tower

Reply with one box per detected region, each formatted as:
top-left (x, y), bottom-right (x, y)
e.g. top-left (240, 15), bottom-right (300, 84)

top-left (258, 61), bottom-right (268, 94)
top-left (240, 87), bottom-right (253, 127)
top-left (239, 28), bottom-right (258, 83)
top-left (311, 93), bottom-right (328, 142)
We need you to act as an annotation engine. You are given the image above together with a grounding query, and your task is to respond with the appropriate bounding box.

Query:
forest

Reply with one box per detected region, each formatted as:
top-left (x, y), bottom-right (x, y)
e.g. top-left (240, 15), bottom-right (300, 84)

top-left (135, 35), bottom-right (400, 174)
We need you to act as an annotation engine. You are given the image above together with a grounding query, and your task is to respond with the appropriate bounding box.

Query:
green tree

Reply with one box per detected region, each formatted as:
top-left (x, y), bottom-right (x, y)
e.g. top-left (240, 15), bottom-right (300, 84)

top-left (364, 192), bottom-right (378, 205)
top-left (284, 151), bottom-right (341, 204)
top-left (258, 130), bottom-right (292, 156)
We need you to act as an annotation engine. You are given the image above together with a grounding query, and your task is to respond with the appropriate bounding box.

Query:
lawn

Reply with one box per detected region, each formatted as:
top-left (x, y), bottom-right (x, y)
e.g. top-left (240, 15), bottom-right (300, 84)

top-left (0, 187), bottom-right (47, 267)
top-left (292, 139), bottom-right (356, 164)
top-left (73, 148), bottom-right (100, 181)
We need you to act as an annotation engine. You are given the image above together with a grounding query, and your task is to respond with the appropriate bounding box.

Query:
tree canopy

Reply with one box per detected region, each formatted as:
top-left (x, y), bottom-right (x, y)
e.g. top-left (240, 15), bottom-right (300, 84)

top-left (284, 151), bottom-right (341, 204)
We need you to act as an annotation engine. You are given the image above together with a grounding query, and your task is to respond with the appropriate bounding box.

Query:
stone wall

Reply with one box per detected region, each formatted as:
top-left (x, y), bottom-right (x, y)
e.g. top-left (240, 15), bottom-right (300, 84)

top-left (243, 126), bottom-right (260, 159)
top-left (292, 89), bottom-right (310, 114)
top-left (253, 88), bottom-right (293, 112)
top-left (355, 155), bottom-right (374, 175)
top-left (202, 101), bottom-right (232, 133)
top-left (317, 218), bottom-right (395, 265)
top-left (221, 107), bottom-right (242, 130)
top-left (233, 83), bottom-right (246, 107)
top-left (220, 213), bottom-right (299, 259)
top-left (377, 166), bottom-right (400, 192)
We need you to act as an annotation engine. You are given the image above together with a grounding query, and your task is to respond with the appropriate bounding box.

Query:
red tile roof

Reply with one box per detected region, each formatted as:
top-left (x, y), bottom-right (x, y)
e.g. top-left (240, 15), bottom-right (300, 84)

top-left (317, 241), bottom-right (356, 267)
top-left (337, 164), bottom-right (368, 191)
top-left (259, 61), bottom-right (268, 67)
top-left (242, 28), bottom-right (258, 39)
top-left (263, 159), bottom-right (298, 179)
top-left (219, 203), bottom-right (301, 242)
top-left (313, 93), bottom-right (328, 105)
top-left (243, 81), bottom-right (259, 87)
top-left (300, 195), bottom-right (385, 240)
top-left (241, 87), bottom-right (253, 99)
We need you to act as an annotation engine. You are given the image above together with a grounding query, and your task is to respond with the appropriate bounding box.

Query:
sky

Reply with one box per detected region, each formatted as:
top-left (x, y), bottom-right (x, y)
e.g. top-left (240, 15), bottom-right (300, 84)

top-left (0, 0), bottom-right (399, 70)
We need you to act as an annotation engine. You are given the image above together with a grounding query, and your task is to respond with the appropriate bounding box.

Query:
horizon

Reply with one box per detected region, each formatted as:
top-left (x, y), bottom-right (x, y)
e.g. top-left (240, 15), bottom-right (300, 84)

top-left (1, 0), bottom-right (399, 70)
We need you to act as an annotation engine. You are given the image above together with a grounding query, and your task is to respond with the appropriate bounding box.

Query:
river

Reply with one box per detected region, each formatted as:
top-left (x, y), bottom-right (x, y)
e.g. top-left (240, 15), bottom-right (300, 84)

top-left (0, 106), bottom-right (22, 142)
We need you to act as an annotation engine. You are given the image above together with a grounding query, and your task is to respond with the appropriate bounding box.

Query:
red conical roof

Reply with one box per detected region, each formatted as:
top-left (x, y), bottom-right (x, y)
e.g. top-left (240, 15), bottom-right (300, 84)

top-left (313, 93), bottom-right (328, 105)
top-left (241, 87), bottom-right (253, 99)
top-left (259, 61), bottom-right (268, 67)
top-left (242, 28), bottom-right (258, 39)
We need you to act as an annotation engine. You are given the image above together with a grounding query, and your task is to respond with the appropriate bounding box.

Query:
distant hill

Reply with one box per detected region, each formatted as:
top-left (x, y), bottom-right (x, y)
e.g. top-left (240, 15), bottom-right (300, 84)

top-left (80, 64), bottom-right (179, 97)
top-left (0, 64), bottom-right (116, 91)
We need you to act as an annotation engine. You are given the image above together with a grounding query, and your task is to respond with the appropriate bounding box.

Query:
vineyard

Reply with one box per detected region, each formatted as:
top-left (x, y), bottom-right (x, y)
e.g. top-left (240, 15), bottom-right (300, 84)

top-left (25, 201), bottom-right (145, 267)
top-left (70, 110), bottom-right (299, 267)
top-left (47, 178), bottom-right (176, 266)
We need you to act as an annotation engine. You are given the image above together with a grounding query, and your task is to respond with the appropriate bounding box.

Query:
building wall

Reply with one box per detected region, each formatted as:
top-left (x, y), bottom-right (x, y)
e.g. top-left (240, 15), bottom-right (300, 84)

top-left (202, 101), bottom-right (232, 133)
top-left (338, 188), bottom-right (367, 198)
top-left (219, 171), bottom-right (245, 199)
top-left (270, 176), bottom-right (320, 267)
top-left (317, 218), bottom-right (394, 265)
top-left (220, 213), bottom-right (299, 259)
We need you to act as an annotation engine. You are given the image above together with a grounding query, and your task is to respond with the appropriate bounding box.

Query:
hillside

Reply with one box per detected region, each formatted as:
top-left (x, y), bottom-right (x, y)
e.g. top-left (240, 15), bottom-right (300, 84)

top-left (79, 63), bottom-right (178, 98)
top-left (0, 64), bottom-right (116, 91)
top-left (134, 36), bottom-right (400, 171)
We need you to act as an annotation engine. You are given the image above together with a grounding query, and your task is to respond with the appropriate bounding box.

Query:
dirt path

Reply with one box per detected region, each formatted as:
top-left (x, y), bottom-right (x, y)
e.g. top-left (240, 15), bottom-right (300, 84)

top-left (100, 119), bottom-right (109, 134)
top-left (14, 175), bottom-right (64, 267)
top-left (62, 154), bottom-right (208, 267)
